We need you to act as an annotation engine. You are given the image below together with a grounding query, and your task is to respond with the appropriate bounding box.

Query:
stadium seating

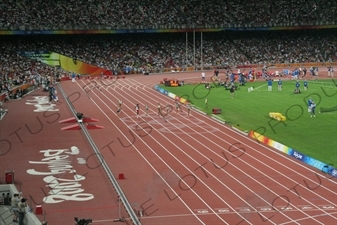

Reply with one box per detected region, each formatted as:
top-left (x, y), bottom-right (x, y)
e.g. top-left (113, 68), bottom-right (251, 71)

top-left (0, 0), bottom-right (336, 30)
top-left (1, 0), bottom-right (337, 95)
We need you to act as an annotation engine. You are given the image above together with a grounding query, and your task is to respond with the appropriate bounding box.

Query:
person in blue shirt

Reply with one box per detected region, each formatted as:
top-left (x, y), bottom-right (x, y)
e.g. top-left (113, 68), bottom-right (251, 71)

top-left (292, 69), bottom-right (299, 80)
top-left (277, 79), bottom-right (282, 91)
top-left (267, 78), bottom-right (273, 91)
top-left (295, 80), bottom-right (300, 93)
top-left (303, 80), bottom-right (308, 90)
top-left (309, 67), bottom-right (314, 76)
top-left (71, 72), bottom-right (76, 83)
top-left (310, 101), bottom-right (316, 117)
top-left (230, 73), bottom-right (235, 83)
top-left (307, 97), bottom-right (313, 113)
top-left (48, 84), bottom-right (58, 102)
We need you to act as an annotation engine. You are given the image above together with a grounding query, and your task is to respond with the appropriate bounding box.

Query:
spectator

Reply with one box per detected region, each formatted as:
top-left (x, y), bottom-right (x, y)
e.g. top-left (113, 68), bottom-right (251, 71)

top-left (18, 198), bottom-right (27, 225)
top-left (11, 193), bottom-right (20, 223)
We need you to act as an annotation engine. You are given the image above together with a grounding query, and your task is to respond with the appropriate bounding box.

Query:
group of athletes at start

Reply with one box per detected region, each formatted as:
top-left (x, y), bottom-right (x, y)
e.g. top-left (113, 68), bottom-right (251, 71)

top-left (116, 99), bottom-right (192, 118)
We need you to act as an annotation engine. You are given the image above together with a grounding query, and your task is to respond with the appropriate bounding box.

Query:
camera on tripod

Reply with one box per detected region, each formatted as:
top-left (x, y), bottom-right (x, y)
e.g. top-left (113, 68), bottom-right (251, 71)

top-left (74, 217), bottom-right (92, 225)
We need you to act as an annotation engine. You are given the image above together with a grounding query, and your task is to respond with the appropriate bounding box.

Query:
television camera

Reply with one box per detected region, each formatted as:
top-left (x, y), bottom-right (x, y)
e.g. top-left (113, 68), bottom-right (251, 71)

top-left (74, 217), bottom-right (92, 225)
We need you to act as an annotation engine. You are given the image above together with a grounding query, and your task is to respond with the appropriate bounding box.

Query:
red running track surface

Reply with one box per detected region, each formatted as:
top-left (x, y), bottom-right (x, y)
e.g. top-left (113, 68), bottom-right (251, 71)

top-left (63, 71), bottom-right (337, 225)
top-left (1, 70), bottom-right (337, 225)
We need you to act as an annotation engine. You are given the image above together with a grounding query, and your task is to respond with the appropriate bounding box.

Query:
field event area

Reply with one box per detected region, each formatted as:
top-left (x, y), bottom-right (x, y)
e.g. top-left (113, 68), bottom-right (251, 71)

top-left (161, 75), bottom-right (337, 166)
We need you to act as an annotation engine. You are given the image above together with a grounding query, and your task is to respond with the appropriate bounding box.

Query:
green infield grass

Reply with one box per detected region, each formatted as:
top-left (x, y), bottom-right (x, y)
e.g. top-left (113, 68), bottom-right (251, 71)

top-left (160, 79), bottom-right (337, 166)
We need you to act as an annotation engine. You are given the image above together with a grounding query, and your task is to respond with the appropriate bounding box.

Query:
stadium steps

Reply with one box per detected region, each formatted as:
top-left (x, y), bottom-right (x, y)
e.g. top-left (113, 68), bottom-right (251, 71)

top-left (0, 204), bottom-right (14, 224)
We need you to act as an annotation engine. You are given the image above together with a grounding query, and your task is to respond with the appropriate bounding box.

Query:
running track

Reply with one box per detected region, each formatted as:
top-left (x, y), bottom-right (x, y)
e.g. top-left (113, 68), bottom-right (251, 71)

top-left (59, 72), bottom-right (337, 225)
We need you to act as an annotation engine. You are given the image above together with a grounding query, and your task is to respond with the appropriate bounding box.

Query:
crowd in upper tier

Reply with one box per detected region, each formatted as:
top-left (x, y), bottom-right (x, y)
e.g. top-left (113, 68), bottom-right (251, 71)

top-left (0, 0), bottom-right (336, 29)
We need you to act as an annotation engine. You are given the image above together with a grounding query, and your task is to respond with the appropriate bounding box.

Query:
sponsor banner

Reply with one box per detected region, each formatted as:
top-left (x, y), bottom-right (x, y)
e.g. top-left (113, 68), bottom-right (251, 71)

top-left (249, 131), bottom-right (337, 179)
top-left (248, 131), bottom-right (266, 143)
top-left (168, 92), bottom-right (176, 99)
top-left (155, 86), bottom-right (189, 104)
top-left (271, 141), bottom-right (289, 153)
top-left (24, 52), bottom-right (112, 76)
top-left (305, 157), bottom-right (328, 171)
top-left (158, 88), bottom-right (166, 95)
top-left (331, 168), bottom-right (337, 177)
top-left (18, 50), bottom-right (50, 58)
top-left (289, 149), bottom-right (306, 162)
top-left (0, 28), bottom-right (225, 36)
top-left (156, 86), bottom-right (168, 96)
top-left (3, 25), bottom-right (337, 36)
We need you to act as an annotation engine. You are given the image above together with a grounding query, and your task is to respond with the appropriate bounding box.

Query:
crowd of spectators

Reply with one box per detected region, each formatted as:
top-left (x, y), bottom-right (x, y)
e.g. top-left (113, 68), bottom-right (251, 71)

top-left (1, 29), bottom-right (337, 95)
top-left (232, 30), bottom-right (337, 64)
top-left (0, 47), bottom-right (50, 94)
top-left (0, 192), bottom-right (28, 224)
top-left (0, 38), bottom-right (67, 96)
top-left (0, 0), bottom-right (336, 30)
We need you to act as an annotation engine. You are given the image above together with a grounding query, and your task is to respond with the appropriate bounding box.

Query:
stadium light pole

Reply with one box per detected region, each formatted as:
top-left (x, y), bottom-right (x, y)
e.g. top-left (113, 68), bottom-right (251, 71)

top-left (201, 32), bottom-right (203, 71)
top-left (186, 32), bottom-right (188, 71)
top-left (193, 30), bottom-right (196, 71)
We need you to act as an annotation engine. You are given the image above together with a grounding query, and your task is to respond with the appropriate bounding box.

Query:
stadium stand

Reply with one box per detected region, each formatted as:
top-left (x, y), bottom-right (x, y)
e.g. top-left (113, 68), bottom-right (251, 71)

top-left (1, 0), bottom-right (337, 95)
top-left (0, 0), bottom-right (336, 30)
top-left (1, 30), bottom-right (336, 78)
